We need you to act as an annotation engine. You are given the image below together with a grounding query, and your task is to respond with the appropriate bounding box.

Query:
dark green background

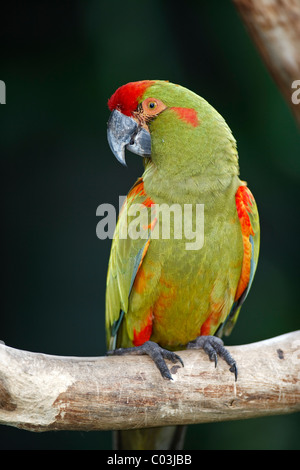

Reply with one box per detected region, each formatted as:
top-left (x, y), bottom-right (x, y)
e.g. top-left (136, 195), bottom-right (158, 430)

top-left (1, 0), bottom-right (299, 449)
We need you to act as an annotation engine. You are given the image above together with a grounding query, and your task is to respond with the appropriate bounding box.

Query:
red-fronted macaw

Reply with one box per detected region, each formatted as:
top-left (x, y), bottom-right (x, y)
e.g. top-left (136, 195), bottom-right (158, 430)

top-left (105, 80), bottom-right (260, 450)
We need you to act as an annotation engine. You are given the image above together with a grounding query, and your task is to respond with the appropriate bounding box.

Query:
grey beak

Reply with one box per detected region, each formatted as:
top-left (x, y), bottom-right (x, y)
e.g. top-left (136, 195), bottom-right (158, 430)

top-left (107, 110), bottom-right (151, 166)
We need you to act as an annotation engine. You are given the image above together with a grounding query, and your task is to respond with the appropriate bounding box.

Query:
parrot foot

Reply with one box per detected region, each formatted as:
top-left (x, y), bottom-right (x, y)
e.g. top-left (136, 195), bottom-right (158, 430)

top-left (187, 335), bottom-right (238, 381)
top-left (107, 340), bottom-right (184, 380)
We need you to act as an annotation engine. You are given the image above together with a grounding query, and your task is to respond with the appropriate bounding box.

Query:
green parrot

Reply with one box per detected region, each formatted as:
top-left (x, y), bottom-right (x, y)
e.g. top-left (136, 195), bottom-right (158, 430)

top-left (105, 80), bottom-right (260, 450)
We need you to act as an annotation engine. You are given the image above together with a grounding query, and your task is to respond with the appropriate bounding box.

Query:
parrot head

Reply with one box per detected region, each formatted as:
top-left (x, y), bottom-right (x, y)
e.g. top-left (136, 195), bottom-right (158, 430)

top-left (107, 80), bottom-right (239, 177)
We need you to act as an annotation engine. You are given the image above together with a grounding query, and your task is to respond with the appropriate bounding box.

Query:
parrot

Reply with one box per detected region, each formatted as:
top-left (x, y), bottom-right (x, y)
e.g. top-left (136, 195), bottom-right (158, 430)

top-left (105, 80), bottom-right (260, 450)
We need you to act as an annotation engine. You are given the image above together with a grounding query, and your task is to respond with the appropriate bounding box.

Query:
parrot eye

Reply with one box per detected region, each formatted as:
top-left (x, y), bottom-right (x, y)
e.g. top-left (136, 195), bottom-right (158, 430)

top-left (148, 101), bottom-right (156, 109)
top-left (142, 98), bottom-right (167, 117)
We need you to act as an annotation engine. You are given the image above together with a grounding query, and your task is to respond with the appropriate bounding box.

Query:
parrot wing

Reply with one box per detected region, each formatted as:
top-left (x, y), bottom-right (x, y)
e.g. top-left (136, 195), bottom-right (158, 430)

top-left (105, 177), bottom-right (155, 350)
top-left (218, 185), bottom-right (260, 337)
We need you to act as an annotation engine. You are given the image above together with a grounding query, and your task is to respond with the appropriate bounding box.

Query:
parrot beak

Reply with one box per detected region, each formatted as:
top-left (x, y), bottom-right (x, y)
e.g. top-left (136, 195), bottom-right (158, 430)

top-left (107, 110), bottom-right (151, 166)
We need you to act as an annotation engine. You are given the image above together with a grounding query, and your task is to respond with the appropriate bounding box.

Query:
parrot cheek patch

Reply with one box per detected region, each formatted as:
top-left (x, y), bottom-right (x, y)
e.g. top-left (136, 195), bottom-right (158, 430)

top-left (170, 107), bottom-right (200, 127)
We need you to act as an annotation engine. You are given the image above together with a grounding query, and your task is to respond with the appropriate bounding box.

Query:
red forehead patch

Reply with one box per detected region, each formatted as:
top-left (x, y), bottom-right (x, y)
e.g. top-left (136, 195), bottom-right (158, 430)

top-left (108, 80), bottom-right (154, 116)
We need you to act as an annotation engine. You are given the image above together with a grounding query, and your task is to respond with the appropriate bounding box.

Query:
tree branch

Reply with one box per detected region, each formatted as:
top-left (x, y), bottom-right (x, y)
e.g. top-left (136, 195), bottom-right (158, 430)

top-left (233, 0), bottom-right (300, 127)
top-left (0, 331), bottom-right (299, 432)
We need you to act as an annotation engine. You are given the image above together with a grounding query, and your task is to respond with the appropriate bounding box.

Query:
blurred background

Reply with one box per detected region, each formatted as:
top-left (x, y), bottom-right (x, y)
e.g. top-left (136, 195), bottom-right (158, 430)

top-left (0, 0), bottom-right (299, 450)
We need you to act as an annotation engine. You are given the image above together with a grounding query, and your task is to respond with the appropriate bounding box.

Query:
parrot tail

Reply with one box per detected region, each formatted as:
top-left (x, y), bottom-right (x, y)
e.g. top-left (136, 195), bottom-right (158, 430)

top-left (114, 426), bottom-right (187, 450)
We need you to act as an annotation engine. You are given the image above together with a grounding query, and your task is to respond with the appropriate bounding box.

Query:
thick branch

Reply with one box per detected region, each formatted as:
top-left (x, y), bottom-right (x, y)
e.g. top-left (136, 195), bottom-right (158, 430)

top-left (0, 332), bottom-right (299, 432)
top-left (233, 0), bottom-right (300, 127)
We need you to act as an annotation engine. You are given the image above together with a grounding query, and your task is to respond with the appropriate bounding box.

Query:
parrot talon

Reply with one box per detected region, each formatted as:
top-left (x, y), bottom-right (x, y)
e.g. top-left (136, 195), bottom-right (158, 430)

top-left (187, 335), bottom-right (238, 381)
top-left (230, 364), bottom-right (238, 381)
top-left (108, 340), bottom-right (184, 380)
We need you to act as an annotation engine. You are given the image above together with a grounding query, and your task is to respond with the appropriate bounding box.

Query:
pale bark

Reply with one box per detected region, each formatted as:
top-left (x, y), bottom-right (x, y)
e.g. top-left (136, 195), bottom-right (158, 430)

top-left (0, 331), bottom-right (299, 432)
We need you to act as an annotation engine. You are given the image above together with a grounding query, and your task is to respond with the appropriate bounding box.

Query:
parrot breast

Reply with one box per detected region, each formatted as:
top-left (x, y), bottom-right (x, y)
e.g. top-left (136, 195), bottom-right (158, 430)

top-left (125, 177), bottom-right (244, 350)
